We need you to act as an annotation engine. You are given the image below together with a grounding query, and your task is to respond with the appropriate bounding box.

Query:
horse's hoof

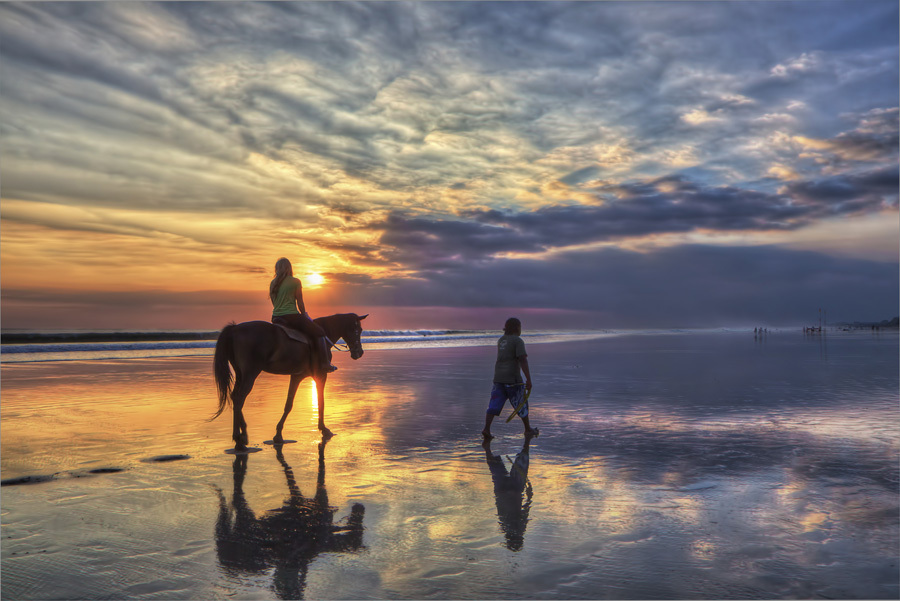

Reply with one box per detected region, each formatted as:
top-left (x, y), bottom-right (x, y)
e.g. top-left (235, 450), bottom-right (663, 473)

top-left (320, 427), bottom-right (334, 440)
top-left (226, 446), bottom-right (261, 455)
top-left (272, 434), bottom-right (283, 444)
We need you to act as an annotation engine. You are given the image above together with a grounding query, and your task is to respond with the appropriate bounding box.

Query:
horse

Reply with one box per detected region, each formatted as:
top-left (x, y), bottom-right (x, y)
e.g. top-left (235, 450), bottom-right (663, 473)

top-left (213, 313), bottom-right (368, 450)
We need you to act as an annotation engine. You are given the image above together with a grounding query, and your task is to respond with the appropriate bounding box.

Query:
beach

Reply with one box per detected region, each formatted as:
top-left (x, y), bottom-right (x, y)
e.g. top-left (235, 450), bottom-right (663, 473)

top-left (1, 330), bottom-right (898, 600)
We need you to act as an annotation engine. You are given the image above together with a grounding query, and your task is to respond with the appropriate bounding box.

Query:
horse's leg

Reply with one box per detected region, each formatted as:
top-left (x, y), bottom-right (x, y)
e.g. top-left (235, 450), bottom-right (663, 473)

top-left (231, 369), bottom-right (260, 450)
top-left (273, 374), bottom-right (303, 443)
top-left (315, 373), bottom-right (333, 439)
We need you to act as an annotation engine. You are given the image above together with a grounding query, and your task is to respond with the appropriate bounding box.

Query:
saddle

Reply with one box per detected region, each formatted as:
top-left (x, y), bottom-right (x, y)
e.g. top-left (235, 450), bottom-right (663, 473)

top-left (273, 323), bottom-right (312, 346)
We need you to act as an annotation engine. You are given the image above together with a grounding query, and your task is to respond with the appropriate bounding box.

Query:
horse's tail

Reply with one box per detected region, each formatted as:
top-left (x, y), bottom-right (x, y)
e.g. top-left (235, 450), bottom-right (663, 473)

top-left (212, 323), bottom-right (236, 420)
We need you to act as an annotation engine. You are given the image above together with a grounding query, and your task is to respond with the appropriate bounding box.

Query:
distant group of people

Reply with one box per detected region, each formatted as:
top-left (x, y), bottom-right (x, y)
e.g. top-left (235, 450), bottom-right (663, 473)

top-left (269, 258), bottom-right (539, 440)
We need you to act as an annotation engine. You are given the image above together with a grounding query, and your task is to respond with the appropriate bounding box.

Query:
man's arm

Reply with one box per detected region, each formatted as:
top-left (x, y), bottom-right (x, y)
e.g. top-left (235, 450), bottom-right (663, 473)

top-left (518, 355), bottom-right (532, 391)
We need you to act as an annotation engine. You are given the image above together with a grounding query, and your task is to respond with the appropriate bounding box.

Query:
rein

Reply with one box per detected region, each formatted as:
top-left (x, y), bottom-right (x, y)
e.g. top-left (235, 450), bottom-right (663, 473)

top-left (327, 337), bottom-right (351, 352)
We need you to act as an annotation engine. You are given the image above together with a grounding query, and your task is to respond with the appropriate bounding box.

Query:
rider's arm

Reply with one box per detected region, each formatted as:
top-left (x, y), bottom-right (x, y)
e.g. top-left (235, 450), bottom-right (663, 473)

top-left (293, 281), bottom-right (307, 314)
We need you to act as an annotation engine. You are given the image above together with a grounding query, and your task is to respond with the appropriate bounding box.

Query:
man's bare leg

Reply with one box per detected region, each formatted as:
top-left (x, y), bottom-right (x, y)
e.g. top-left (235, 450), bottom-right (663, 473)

top-left (522, 416), bottom-right (539, 438)
top-left (482, 414), bottom-right (496, 440)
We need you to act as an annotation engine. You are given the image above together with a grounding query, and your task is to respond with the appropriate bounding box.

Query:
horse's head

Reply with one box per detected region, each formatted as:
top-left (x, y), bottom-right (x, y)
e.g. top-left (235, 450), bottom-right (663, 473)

top-left (341, 313), bottom-right (367, 360)
top-left (316, 313), bottom-right (368, 360)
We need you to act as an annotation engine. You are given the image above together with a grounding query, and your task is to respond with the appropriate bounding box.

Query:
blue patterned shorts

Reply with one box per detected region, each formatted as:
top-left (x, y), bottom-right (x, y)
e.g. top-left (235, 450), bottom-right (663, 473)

top-left (487, 383), bottom-right (528, 418)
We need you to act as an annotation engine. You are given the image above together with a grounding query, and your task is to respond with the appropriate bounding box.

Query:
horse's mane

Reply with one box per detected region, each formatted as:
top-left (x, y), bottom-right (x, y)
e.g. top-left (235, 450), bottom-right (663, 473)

top-left (313, 313), bottom-right (357, 327)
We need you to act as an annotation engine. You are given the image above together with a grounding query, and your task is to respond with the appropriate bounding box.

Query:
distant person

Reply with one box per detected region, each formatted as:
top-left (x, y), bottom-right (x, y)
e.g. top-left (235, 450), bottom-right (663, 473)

top-left (482, 317), bottom-right (538, 439)
top-left (269, 257), bottom-right (336, 375)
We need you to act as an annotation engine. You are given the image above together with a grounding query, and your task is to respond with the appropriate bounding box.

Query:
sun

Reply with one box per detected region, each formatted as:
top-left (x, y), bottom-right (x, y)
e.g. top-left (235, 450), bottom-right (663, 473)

top-left (305, 273), bottom-right (326, 287)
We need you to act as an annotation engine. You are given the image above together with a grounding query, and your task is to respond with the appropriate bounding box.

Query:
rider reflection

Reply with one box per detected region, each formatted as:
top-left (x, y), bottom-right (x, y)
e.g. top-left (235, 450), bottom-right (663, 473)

top-left (483, 436), bottom-right (534, 551)
top-left (214, 440), bottom-right (365, 599)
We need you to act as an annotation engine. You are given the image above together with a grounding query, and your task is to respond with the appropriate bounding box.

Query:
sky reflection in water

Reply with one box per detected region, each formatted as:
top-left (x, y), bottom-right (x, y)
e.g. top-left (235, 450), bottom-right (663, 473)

top-left (1, 332), bottom-right (897, 599)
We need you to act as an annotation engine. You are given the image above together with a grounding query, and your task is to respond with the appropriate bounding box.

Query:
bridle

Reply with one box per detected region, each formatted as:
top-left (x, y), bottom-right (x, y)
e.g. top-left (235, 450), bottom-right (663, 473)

top-left (325, 318), bottom-right (364, 356)
top-left (328, 338), bottom-right (351, 352)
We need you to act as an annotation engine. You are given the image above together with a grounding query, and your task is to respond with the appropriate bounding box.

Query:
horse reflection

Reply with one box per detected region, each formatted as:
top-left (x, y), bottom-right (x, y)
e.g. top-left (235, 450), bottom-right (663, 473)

top-left (215, 441), bottom-right (364, 599)
top-left (483, 436), bottom-right (534, 551)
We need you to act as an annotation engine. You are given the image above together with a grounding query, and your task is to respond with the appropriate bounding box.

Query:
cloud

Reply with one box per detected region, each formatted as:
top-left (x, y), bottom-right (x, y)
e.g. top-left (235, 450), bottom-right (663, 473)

top-left (794, 108), bottom-right (900, 164)
top-left (2, 1), bottom-right (896, 213)
top-left (327, 243), bottom-right (899, 327)
top-left (0, 1), bottom-right (896, 330)
top-left (4, 243), bottom-right (895, 329)
top-left (770, 52), bottom-right (824, 79)
top-left (371, 164), bottom-right (896, 269)
top-left (784, 165), bottom-right (899, 210)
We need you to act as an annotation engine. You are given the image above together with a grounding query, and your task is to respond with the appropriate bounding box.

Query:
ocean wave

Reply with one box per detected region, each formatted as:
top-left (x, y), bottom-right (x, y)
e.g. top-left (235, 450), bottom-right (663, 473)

top-left (0, 331), bottom-right (219, 344)
top-left (363, 329), bottom-right (466, 337)
top-left (1, 341), bottom-right (218, 354)
top-left (0, 328), bottom-right (620, 363)
top-left (0, 332), bottom-right (491, 355)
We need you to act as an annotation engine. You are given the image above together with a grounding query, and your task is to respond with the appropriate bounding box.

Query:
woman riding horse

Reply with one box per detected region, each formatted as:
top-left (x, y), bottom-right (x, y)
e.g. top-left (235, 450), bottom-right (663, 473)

top-left (269, 257), bottom-right (336, 376)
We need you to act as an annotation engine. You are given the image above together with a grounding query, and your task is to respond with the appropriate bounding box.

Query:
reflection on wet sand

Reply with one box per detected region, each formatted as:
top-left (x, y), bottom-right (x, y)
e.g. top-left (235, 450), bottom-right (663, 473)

top-left (214, 440), bottom-right (365, 600)
top-left (483, 437), bottom-right (533, 551)
top-left (2, 335), bottom-right (896, 599)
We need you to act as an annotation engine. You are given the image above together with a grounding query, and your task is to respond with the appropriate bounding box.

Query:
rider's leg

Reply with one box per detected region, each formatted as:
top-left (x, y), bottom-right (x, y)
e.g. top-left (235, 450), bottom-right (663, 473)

top-left (279, 314), bottom-right (332, 374)
top-left (318, 337), bottom-right (337, 373)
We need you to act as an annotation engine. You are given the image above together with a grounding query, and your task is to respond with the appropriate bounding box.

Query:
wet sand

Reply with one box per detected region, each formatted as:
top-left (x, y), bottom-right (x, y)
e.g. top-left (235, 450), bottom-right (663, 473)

top-left (2, 332), bottom-right (898, 599)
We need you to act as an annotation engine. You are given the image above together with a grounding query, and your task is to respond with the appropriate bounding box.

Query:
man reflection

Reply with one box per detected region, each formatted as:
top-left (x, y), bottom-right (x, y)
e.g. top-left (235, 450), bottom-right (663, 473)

top-left (483, 435), bottom-right (534, 551)
top-left (214, 440), bottom-right (365, 599)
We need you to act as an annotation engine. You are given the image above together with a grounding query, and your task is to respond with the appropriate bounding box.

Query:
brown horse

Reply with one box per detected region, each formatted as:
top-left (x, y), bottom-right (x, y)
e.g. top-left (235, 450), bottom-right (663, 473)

top-left (213, 313), bottom-right (368, 450)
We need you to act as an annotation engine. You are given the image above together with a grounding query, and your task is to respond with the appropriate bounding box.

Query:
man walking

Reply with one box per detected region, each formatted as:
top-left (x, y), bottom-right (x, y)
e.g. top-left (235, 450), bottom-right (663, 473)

top-left (482, 318), bottom-right (538, 439)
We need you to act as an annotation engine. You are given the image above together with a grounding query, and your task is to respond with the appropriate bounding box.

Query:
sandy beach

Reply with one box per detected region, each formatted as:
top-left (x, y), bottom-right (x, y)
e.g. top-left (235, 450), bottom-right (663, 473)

top-left (2, 331), bottom-right (898, 599)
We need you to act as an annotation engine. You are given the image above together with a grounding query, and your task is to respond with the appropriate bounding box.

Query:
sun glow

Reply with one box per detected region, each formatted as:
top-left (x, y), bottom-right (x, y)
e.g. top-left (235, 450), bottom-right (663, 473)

top-left (305, 273), bottom-right (326, 288)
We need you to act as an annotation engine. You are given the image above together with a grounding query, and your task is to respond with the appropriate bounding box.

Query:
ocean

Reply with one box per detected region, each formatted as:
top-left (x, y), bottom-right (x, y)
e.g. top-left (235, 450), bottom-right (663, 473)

top-left (0, 326), bottom-right (701, 363)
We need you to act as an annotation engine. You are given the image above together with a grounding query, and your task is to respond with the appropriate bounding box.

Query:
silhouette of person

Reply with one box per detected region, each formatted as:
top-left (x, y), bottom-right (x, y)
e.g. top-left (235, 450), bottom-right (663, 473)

top-left (483, 317), bottom-right (537, 439)
top-left (270, 257), bottom-right (337, 376)
top-left (214, 440), bottom-right (364, 599)
top-left (482, 436), bottom-right (534, 551)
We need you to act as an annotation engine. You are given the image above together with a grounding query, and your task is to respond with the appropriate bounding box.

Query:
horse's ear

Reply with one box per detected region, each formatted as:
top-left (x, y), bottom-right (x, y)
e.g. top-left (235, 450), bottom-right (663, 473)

top-left (359, 314), bottom-right (368, 320)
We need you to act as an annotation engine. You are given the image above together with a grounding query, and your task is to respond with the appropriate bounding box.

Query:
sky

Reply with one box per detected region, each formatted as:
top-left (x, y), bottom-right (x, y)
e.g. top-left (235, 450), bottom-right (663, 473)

top-left (1, 1), bottom-right (897, 331)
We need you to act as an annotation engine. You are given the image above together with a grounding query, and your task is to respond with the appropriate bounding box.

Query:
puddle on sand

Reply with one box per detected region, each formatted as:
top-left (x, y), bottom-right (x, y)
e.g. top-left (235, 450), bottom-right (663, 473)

top-left (142, 454), bottom-right (191, 463)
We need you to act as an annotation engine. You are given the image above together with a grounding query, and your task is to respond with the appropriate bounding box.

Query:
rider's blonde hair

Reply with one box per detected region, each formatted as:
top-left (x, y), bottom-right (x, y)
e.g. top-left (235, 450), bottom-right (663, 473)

top-left (269, 257), bottom-right (294, 302)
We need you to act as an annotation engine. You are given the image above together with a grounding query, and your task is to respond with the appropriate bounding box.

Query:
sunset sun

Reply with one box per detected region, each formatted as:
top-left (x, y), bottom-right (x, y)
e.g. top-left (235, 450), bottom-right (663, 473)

top-left (306, 273), bottom-right (325, 288)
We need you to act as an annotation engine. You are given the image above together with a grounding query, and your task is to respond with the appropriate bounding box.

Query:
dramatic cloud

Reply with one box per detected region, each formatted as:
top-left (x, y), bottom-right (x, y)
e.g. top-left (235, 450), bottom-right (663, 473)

top-left (1, 1), bottom-right (897, 329)
top-left (325, 243), bottom-right (900, 327)
top-left (374, 162), bottom-right (898, 269)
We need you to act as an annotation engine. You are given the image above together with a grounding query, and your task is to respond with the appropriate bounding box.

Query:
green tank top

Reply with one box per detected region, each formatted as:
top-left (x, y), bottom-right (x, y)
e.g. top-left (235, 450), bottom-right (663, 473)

top-left (271, 276), bottom-right (301, 317)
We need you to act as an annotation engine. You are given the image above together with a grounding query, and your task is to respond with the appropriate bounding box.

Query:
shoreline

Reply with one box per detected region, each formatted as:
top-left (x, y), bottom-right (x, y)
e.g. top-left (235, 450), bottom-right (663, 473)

top-left (2, 326), bottom-right (896, 367)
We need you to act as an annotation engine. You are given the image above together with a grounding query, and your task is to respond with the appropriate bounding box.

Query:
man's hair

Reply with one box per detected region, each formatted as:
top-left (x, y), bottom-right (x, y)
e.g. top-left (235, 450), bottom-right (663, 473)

top-left (503, 317), bottom-right (521, 335)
